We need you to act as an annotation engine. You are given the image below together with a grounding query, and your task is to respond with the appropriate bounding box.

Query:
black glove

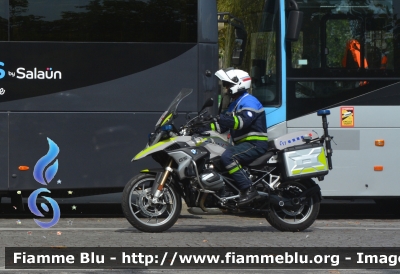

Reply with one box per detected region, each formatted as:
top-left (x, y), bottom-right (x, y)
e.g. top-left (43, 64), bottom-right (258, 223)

top-left (203, 114), bottom-right (219, 123)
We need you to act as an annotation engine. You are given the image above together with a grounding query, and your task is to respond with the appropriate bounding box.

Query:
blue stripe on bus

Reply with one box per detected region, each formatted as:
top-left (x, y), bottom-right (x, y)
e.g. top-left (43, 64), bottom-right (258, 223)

top-left (265, 107), bottom-right (286, 128)
top-left (264, 0), bottom-right (287, 129)
top-left (280, 0), bottom-right (287, 126)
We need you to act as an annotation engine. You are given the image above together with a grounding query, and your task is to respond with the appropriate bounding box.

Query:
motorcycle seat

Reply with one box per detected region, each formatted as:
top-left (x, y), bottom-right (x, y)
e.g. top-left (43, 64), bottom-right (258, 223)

top-left (247, 151), bottom-right (275, 167)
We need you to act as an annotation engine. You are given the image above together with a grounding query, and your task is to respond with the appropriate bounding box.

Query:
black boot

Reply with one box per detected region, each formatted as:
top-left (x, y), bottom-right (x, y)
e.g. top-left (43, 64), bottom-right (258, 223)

top-left (237, 186), bottom-right (260, 206)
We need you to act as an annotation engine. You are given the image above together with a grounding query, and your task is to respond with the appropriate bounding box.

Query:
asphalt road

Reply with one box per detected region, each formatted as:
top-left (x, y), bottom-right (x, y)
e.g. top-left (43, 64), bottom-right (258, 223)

top-left (0, 200), bottom-right (400, 273)
top-left (0, 198), bottom-right (396, 218)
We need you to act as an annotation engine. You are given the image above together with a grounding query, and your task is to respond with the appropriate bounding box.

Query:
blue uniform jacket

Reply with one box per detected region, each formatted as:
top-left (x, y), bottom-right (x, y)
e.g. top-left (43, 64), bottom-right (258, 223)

top-left (212, 92), bottom-right (268, 150)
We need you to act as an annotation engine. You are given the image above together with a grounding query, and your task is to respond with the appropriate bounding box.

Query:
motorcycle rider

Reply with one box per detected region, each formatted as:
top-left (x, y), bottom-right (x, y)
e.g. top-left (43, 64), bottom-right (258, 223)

top-left (208, 68), bottom-right (269, 206)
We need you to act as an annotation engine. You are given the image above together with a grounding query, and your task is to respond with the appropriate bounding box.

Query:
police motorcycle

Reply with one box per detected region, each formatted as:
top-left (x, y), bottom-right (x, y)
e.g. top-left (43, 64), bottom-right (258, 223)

top-left (121, 88), bottom-right (333, 233)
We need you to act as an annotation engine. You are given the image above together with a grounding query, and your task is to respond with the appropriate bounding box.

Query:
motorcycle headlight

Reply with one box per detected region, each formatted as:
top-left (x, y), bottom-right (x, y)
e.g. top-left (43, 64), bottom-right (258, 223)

top-left (161, 125), bottom-right (173, 131)
top-left (148, 132), bottom-right (161, 146)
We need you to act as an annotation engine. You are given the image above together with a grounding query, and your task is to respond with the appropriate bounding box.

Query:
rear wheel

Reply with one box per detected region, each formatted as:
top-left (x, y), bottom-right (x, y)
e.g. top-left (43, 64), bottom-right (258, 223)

top-left (121, 174), bottom-right (181, 233)
top-left (265, 179), bottom-right (320, 232)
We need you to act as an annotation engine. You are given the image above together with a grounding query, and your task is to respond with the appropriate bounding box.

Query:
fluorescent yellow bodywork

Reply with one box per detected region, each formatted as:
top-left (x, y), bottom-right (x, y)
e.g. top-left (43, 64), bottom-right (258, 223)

top-left (161, 113), bottom-right (173, 126)
top-left (133, 138), bottom-right (177, 161)
top-left (291, 147), bottom-right (328, 175)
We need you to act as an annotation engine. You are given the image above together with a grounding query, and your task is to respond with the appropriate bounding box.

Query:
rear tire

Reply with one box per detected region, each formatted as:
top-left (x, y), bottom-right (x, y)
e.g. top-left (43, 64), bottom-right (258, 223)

top-left (265, 179), bottom-right (320, 232)
top-left (121, 173), bottom-right (181, 233)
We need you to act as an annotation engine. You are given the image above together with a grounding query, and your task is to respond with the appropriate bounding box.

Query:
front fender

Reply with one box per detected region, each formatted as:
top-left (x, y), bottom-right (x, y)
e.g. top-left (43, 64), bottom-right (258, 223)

top-left (140, 168), bottom-right (164, 174)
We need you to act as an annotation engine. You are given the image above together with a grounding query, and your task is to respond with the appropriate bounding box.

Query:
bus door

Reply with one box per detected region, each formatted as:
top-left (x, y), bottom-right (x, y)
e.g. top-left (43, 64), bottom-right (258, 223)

top-left (248, 0), bottom-right (304, 137)
top-left (219, 0), bottom-right (302, 135)
top-left (245, 0), bottom-right (283, 135)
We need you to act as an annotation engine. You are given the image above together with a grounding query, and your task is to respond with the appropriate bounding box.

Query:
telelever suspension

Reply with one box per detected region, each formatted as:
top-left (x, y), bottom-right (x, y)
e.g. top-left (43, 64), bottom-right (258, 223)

top-left (317, 110), bottom-right (333, 170)
top-left (151, 159), bottom-right (173, 203)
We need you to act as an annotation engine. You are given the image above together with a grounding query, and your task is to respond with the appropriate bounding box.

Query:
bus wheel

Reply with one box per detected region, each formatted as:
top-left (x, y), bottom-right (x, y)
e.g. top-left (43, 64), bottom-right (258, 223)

top-left (121, 174), bottom-right (181, 233)
top-left (265, 179), bottom-right (321, 232)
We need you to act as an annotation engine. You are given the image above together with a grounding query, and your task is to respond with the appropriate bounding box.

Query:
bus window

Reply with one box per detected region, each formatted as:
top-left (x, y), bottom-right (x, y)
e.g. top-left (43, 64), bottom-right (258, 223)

top-left (326, 19), bottom-right (359, 68)
top-left (325, 18), bottom-right (393, 70)
top-left (290, 0), bottom-right (395, 69)
top-left (365, 17), bottom-right (393, 69)
top-left (295, 80), bottom-right (368, 99)
top-left (0, 0), bottom-right (218, 200)
top-left (291, 32), bottom-right (304, 68)
top-left (219, 0), bottom-right (279, 108)
top-left (0, 0), bottom-right (7, 41)
top-left (250, 31), bottom-right (278, 106)
top-left (7, 0), bottom-right (197, 42)
top-left (287, 0), bottom-right (400, 119)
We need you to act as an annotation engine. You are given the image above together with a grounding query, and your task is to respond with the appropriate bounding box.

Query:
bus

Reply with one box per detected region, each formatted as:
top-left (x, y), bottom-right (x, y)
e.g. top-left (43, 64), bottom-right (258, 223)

top-left (0, 0), bottom-right (219, 209)
top-left (220, 0), bottom-right (400, 203)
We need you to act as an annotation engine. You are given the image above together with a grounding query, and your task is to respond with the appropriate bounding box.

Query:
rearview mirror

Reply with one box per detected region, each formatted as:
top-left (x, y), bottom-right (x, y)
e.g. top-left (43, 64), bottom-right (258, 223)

top-left (231, 28), bottom-right (247, 66)
top-left (286, 0), bottom-right (303, 42)
top-left (286, 10), bottom-right (303, 41)
top-left (200, 98), bottom-right (214, 113)
top-left (217, 13), bottom-right (247, 67)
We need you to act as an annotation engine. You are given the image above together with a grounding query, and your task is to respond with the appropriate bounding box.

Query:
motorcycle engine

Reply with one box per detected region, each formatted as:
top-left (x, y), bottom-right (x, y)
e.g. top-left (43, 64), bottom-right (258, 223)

top-left (202, 184), bottom-right (237, 209)
top-left (200, 169), bottom-right (224, 190)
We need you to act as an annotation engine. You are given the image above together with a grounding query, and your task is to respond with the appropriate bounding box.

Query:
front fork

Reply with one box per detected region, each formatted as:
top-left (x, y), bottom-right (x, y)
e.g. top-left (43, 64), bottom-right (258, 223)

top-left (151, 159), bottom-right (173, 203)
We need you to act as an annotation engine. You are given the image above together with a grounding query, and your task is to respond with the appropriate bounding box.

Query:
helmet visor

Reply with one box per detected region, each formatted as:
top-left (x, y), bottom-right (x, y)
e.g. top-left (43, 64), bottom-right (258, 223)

top-left (222, 81), bottom-right (234, 88)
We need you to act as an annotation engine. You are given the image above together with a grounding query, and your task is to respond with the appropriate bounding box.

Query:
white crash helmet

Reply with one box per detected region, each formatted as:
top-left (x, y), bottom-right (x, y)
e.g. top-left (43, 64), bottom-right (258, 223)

top-left (215, 68), bottom-right (251, 95)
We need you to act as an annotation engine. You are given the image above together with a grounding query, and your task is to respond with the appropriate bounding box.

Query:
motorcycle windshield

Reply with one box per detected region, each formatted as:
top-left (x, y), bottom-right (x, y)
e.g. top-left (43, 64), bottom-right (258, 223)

top-left (155, 88), bottom-right (193, 129)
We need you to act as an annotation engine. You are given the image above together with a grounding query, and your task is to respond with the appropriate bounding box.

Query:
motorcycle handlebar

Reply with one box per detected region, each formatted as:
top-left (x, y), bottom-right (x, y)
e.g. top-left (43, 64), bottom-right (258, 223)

top-left (184, 110), bottom-right (212, 127)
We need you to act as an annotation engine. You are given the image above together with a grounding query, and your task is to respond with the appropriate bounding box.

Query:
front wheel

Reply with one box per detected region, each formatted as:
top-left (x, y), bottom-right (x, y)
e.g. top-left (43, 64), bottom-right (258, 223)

top-left (265, 179), bottom-right (320, 232)
top-left (121, 173), bottom-right (182, 233)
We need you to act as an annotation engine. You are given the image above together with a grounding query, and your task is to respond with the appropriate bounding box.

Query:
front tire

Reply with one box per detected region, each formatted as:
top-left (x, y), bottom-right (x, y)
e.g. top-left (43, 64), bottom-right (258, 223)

top-left (265, 179), bottom-right (320, 232)
top-left (121, 173), bottom-right (182, 233)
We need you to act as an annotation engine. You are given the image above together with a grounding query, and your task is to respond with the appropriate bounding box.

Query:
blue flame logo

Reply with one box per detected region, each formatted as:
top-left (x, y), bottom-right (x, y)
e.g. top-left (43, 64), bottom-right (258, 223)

top-left (28, 138), bottom-right (61, 229)
top-left (28, 188), bottom-right (60, 229)
top-left (33, 138), bottom-right (59, 185)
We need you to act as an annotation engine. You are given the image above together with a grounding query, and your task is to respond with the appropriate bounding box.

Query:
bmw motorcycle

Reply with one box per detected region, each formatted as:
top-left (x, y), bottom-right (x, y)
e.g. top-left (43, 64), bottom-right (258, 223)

top-left (122, 88), bottom-right (333, 233)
